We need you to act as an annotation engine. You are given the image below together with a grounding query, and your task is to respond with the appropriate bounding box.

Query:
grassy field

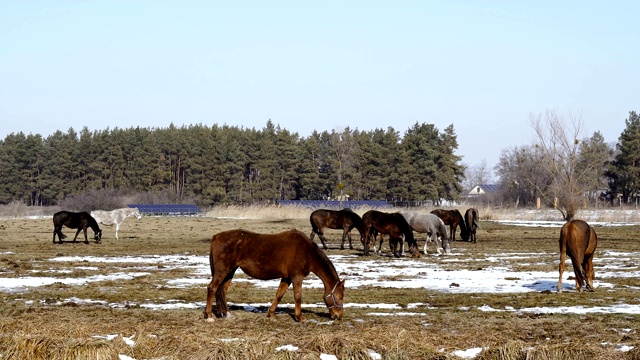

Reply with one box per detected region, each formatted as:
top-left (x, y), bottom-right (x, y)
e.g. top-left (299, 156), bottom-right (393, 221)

top-left (1, 206), bottom-right (639, 359)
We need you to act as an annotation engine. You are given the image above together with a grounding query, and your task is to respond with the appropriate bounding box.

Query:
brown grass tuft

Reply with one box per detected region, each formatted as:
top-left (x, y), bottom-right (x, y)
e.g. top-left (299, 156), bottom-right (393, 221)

top-left (2, 335), bottom-right (117, 360)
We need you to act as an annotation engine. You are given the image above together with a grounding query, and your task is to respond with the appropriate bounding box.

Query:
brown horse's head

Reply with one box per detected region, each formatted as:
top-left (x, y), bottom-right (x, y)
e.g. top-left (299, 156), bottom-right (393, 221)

top-left (324, 279), bottom-right (345, 320)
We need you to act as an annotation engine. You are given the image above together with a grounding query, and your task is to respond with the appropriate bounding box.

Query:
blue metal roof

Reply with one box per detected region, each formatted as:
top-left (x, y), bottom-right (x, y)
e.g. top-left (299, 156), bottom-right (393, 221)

top-left (277, 200), bottom-right (391, 209)
top-left (128, 204), bottom-right (200, 214)
top-left (479, 184), bottom-right (500, 192)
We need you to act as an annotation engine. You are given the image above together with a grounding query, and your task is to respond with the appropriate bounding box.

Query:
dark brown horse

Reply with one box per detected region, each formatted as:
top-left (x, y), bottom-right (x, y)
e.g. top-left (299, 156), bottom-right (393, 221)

top-left (557, 219), bottom-right (597, 293)
top-left (52, 211), bottom-right (102, 244)
top-left (430, 209), bottom-right (468, 242)
top-left (204, 229), bottom-right (345, 322)
top-left (464, 208), bottom-right (480, 243)
top-left (361, 210), bottom-right (418, 257)
top-left (309, 208), bottom-right (365, 250)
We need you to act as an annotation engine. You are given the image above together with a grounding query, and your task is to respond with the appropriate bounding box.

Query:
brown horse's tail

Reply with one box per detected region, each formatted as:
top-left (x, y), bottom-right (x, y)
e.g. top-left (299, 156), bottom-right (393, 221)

top-left (570, 258), bottom-right (587, 288)
top-left (215, 286), bottom-right (228, 317)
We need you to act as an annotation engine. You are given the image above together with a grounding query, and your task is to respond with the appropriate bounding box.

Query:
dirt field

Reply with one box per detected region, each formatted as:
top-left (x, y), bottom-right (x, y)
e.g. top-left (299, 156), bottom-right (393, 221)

top-left (1, 210), bottom-right (639, 359)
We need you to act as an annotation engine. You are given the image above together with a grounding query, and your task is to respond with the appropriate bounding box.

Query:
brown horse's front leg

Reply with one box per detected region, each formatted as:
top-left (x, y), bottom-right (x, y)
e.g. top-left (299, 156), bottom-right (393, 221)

top-left (292, 278), bottom-right (304, 322)
top-left (268, 279), bottom-right (291, 318)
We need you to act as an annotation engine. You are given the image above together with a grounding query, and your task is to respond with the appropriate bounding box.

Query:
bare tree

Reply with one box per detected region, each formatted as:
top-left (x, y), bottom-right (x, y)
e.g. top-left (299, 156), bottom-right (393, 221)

top-left (463, 159), bottom-right (493, 190)
top-left (495, 145), bottom-right (551, 207)
top-left (529, 110), bottom-right (602, 221)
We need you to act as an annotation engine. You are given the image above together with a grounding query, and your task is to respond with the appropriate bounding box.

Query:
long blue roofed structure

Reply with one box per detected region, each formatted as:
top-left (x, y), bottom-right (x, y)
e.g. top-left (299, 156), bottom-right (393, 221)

top-left (128, 204), bottom-right (201, 216)
top-left (277, 200), bottom-right (390, 209)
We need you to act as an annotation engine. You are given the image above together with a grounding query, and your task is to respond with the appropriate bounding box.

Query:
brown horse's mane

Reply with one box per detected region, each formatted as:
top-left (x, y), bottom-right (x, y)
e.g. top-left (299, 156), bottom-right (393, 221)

top-left (305, 230), bottom-right (340, 280)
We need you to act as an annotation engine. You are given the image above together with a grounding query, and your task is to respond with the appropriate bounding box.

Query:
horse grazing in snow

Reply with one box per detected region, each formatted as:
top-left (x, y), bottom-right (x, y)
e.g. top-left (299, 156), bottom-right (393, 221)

top-left (204, 229), bottom-right (345, 322)
top-left (91, 207), bottom-right (142, 239)
top-left (557, 219), bottom-right (597, 293)
top-left (309, 208), bottom-right (365, 250)
top-left (464, 208), bottom-right (480, 242)
top-left (401, 211), bottom-right (450, 255)
top-left (430, 209), bottom-right (468, 242)
top-left (52, 211), bottom-right (102, 244)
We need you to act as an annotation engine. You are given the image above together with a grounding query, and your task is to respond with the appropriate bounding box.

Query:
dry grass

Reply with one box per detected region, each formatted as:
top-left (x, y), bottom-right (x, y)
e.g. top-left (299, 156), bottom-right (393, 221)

top-left (0, 206), bottom-right (639, 359)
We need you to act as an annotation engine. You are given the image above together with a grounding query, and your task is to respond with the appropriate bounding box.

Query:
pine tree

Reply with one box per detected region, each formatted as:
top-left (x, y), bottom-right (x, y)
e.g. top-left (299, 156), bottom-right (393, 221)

top-left (608, 111), bottom-right (640, 203)
top-left (402, 122), bottom-right (440, 201)
top-left (435, 124), bottom-right (465, 202)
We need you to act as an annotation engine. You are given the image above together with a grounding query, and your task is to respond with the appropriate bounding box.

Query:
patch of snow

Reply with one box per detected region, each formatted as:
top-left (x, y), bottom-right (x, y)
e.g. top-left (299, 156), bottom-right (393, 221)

top-left (276, 344), bottom-right (299, 351)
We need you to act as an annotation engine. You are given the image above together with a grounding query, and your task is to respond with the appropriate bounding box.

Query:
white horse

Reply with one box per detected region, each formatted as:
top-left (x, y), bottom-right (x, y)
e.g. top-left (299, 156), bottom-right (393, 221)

top-left (90, 207), bottom-right (142, 239)
top-left (400, 211), bottom-right (450, 255)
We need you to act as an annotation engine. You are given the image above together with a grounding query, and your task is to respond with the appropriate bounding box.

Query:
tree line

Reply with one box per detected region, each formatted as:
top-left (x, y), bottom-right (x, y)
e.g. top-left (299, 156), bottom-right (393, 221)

top-left (492, 110), bottom-right (640, 220)
top-left (0, 120), bottom-right (465, 207)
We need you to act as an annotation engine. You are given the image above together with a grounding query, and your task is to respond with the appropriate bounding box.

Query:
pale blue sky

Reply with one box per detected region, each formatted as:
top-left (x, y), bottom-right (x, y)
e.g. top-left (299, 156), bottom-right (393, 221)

top-left (1, 1), bottom-right (638, 170)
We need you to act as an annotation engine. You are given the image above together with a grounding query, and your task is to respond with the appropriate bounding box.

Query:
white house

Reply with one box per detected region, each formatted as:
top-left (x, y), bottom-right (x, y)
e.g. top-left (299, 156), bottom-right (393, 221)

top-left (468, 184), bottom-right (500, 196)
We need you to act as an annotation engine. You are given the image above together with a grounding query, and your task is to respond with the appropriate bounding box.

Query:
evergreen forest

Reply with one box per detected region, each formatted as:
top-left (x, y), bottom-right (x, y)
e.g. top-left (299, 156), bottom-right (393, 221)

top-left (0, 120), bottom-right (465, 207)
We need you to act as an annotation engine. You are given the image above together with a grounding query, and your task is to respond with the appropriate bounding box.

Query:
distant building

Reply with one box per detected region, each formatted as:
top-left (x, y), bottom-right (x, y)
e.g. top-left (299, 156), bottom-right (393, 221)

top-left (468, 184), bottom-right (500, 196)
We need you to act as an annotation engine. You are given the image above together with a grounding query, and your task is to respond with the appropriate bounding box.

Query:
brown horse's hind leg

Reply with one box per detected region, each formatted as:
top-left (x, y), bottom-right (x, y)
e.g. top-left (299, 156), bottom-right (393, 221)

top-left (70, 228), bottom-right (83, 243)
top-left (584, 254), bottom-right (595, 291)
top-left (569, 252), bottom-right (586, 292)
top-left (268, 279), bottom-right (291, 319)
top-left (204, 279), bottom-right (218, 321)
top-left (205, 270), bottom-right (235, 321)
top-left (312, 229), bottom-right (329, 249)
top-left (557, 236), bottom-right (568, 293)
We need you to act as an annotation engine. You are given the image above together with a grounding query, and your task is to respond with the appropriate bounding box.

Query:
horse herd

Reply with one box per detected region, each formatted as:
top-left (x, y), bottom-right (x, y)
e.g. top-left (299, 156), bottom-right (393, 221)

top-left (46, 206), bottom-right (597, 323)
top-left (309, 208), bottom-right (480, 257)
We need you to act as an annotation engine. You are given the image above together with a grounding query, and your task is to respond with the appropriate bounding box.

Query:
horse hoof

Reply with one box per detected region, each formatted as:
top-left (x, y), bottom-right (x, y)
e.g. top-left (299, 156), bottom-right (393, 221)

top-left (205, 317), bottom-right (215, 323)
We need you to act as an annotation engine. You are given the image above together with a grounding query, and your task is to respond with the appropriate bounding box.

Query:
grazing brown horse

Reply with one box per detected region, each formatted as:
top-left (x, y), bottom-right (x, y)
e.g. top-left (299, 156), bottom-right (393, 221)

top-left (309, 208), bottom-right (365, 250)
top-left (430, 209), bottom-right (468, 242)
top-left (557, 219), bottom-right (598, 293)
top-left (204, 229), bottom-right (345, 322)
top-left (52, 211), bottom-right (102, 244)
top-left (361, 210), bottom-right (419, 257)
top-left (464, 208), bottom-right (480, 243)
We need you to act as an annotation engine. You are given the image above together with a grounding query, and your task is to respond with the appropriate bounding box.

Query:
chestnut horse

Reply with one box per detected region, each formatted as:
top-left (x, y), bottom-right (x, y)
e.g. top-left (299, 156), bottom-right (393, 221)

top-left (557, 219), bottom-right (598, 293)
top-left (309, 208), bottom-right (365, 250)
top-left (361, 210), bottom-right (419, 257)
top-left (464, 208), bottom-right (480, 243)
top-left (52, 211), bottom-right (102, 244)
top-left (430, 209), bottom-right (468, 242)
top-left (204, 229), bottom-right (345, 322)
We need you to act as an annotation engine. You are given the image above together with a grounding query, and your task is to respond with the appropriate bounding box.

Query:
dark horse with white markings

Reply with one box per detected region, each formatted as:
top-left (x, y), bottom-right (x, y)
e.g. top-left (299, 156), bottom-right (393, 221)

top-left (309, 208), bottom-right (365, 250)
top-left (204, 229), bottom-right (345, 322)
top-left (52, 211), bottom-right (102, 244)
top-left (557, 219), bottom-right (597, 293)
top-left (361, 210), bottom-right (419, 258)
top-left (464, 208), bottom-right (480, 243)
top-left (431, 209), bottom-right (468, 242)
